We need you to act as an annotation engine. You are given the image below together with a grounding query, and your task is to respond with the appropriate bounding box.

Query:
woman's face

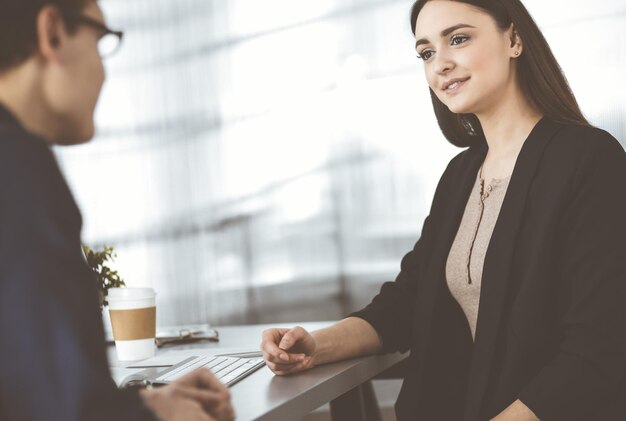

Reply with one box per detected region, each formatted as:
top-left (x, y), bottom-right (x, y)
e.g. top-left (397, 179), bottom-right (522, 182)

top-left (414, 0), bottom-right (520, 115)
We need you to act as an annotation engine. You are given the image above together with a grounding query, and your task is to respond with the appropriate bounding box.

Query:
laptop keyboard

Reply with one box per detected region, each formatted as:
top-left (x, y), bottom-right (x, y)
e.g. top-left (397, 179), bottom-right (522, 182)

top-left (155, 355), bottom-right (266, 386)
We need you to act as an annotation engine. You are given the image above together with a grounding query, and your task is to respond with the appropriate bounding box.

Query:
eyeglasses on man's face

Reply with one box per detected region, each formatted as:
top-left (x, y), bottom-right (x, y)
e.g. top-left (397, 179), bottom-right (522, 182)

top-left (62, 9), bottom-right (124, 58)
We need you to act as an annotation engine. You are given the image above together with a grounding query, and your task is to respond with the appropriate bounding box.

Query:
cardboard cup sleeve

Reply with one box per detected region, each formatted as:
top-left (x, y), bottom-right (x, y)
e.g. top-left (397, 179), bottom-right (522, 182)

top-left (109, 307), bottom-right (156, 341)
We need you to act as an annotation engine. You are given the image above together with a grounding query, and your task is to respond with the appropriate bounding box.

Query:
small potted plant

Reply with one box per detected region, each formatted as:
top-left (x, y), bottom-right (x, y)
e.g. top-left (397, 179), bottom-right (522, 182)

top-left (82, 245), bottom-right (126, 310)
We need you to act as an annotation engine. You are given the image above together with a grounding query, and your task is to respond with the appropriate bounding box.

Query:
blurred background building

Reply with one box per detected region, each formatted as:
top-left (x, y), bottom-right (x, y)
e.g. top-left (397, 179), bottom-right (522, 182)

top-left (55, 0), bottom-right (626, 328)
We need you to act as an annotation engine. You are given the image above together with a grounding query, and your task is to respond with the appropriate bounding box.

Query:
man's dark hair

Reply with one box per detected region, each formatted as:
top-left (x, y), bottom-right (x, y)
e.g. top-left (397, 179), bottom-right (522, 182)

top-left (0, 0), bottom-right (91, 72)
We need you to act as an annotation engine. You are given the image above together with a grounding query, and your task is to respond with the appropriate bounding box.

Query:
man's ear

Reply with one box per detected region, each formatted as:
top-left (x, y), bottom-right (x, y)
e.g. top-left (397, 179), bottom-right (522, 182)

top-left (36, 5), bottom-right (68, 63)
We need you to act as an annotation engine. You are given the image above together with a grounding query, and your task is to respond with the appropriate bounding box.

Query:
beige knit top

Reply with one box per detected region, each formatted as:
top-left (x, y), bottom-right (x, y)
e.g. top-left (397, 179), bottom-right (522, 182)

top-left (445, 169), bottom-right (511, 341)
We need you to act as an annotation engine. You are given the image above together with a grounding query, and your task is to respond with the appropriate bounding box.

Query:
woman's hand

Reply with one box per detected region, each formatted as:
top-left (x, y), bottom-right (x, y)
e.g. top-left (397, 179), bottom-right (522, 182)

top-left (139, 368), bottom-right (235, 421)
top-left (260, 326), bottom-right (316, 375)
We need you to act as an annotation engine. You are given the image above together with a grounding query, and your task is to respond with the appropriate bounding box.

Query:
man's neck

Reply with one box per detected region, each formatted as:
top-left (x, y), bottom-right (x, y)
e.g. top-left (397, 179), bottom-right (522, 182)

top-left (0, 60), bottom-right (57, 143)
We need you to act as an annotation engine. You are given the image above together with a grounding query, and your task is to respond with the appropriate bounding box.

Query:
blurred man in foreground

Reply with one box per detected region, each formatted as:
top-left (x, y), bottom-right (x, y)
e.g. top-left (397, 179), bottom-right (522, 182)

top-left (0, 1), bottom-right (234, 420)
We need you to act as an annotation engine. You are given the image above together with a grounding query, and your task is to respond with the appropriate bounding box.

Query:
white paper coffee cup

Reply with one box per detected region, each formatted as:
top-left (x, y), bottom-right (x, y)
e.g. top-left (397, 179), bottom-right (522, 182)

top-left (108, 287), bottom-right (156, 361)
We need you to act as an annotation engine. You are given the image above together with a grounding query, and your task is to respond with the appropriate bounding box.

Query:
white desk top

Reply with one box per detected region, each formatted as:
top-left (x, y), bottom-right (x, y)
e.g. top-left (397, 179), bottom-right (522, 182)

top-left (109, 321), bottom-right (408, 421)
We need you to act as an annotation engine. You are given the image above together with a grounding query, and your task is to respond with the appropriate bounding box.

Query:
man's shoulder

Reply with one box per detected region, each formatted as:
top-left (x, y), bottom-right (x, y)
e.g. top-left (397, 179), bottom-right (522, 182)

top-left (0, 123), bottom-right (61, 179)
top-left (0, 124), bottom-right (78, 221)
top-left (0, 124), bottom-right (56, 181)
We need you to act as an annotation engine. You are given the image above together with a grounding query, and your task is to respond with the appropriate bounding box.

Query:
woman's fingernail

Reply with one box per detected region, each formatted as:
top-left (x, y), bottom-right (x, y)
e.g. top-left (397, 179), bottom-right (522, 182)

top-left (280, 353), bottom-right (288, 361)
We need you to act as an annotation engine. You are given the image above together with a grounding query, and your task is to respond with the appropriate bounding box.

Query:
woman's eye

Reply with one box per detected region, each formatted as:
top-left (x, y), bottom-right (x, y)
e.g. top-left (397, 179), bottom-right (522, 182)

top-left (417, 50), bottom-right (434, 61)
top-left (451, 34), bottom-right (470, 46)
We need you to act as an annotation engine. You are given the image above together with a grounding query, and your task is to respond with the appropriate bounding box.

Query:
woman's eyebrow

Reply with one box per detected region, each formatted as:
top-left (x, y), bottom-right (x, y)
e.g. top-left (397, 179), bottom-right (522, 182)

top-left (415, 23), bottom-right (476, 49)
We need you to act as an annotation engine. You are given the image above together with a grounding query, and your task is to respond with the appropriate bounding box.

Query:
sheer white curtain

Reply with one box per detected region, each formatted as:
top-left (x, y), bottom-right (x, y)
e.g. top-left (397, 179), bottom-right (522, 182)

top-left (54, 0), bottom-right (625, 326)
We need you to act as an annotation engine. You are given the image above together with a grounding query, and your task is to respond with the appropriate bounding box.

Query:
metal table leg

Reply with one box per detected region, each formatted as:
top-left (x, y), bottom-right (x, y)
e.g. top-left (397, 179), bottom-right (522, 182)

top-left (329, 380), bottom-right (382, 421)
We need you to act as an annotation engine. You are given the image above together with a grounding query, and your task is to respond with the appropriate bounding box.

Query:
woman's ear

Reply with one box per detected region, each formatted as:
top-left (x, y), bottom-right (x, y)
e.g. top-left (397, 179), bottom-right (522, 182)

top-left (508, 24), bottom-right (523, 57)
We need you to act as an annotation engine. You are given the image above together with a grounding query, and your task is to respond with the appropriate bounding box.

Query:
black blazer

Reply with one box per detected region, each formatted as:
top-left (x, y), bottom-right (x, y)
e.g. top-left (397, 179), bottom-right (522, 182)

top-left (0, 105), bottom-right (156, 420)
top-left (352, 118), bottom-right (626, 421)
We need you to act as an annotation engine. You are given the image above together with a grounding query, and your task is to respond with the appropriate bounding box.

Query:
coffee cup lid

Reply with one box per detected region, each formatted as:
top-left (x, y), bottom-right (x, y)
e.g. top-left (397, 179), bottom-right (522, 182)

top-left (108, 287), bottom-right (156, 300)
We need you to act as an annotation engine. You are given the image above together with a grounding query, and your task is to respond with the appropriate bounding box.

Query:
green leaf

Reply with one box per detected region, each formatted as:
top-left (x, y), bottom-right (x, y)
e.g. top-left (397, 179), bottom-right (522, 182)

top-left (82, 244), bottom-right (126, 309)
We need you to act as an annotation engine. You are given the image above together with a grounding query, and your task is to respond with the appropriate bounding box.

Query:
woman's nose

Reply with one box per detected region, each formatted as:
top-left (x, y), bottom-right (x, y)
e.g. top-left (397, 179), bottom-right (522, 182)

top-left (433, 50), bottom-right (455, 75)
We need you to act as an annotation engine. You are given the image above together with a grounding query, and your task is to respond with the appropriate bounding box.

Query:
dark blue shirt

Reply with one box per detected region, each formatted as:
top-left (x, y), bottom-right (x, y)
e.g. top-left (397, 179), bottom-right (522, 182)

top-left (0, 104), bottom-right (156, 421)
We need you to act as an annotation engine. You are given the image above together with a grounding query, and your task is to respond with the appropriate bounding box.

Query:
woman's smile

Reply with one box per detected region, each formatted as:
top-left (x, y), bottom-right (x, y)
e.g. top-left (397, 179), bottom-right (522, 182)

top-left (443, 77), bottom-right (470, 95)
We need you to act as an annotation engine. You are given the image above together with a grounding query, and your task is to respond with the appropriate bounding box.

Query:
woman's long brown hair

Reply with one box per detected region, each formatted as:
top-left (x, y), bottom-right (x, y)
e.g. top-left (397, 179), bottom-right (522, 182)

top-left (410, 0), bottom-right (590, 147)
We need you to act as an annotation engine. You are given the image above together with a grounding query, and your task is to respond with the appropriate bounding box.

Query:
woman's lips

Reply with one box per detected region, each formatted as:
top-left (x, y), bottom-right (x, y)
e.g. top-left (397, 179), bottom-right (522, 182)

top-left (444, 77), bottom-right (470, 94)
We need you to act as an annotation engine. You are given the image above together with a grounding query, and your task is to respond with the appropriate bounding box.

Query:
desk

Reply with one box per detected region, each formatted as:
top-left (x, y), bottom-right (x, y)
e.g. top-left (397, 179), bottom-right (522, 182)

top-left (109, 321), bottom-right (408, 421)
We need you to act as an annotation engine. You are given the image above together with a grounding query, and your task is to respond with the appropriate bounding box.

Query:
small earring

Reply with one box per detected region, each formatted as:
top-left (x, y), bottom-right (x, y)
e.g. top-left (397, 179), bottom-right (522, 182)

top-left (514, 51), bottom-right (520, 56)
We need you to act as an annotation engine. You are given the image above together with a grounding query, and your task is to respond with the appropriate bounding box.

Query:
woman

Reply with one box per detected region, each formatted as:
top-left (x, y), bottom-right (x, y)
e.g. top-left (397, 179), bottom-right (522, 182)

top-left (260, 1), bottom-right (626, 420)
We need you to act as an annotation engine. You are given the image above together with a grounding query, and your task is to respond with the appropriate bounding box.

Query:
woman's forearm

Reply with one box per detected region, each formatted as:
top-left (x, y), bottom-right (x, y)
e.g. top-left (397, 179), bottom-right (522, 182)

top-left (310, 317), bottom-right (383, 366)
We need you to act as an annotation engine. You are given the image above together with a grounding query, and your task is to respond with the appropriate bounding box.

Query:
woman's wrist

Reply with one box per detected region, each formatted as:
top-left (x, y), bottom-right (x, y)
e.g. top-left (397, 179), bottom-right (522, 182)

top-left (309, 318), bottom-right (382, 367)
top-left (309, 329), bottom-right (330, 366)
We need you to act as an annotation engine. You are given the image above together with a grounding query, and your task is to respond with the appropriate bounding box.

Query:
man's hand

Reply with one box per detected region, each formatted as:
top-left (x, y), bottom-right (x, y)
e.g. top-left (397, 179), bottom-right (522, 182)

top-left (260, 326), bottom-right (316, 375)
top-left (140, 368), bottom-right (235, 421)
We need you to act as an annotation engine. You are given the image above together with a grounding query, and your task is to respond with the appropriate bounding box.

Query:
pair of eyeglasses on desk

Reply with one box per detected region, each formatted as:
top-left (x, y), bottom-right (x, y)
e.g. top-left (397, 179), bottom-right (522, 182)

top-left (155, 327), bottom-right (220, 348)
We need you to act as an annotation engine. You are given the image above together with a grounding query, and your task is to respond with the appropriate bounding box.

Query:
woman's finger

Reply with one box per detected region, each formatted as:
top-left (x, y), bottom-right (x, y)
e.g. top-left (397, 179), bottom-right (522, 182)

top-left (277, 326), bottom-right (306, 350)
top-left (267, 361), bottom-right (300, 371)
top-left (262, 344), bottom-right (306, 364)
top-left (261, 329), bottom-right (289, 359)
top-left (265, 350), bottom-right (306, 365)
top-left (266, 361), bottom-right (297, 372)
top-left (272, 366), bottom-right (305, 376)
top-left (267, 357), bottom-right (312, 375)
